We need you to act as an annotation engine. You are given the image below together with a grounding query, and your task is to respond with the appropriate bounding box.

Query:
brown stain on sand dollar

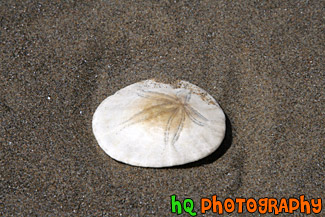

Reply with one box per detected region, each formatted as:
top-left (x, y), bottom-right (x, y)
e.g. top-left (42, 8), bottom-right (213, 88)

top-left (120, 90), bottom-right (208, 147)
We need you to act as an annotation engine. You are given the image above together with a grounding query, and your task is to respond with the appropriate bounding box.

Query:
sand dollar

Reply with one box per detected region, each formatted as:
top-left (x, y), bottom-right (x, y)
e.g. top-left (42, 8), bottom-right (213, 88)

top-left (92, 79), bottom-right (226, 167)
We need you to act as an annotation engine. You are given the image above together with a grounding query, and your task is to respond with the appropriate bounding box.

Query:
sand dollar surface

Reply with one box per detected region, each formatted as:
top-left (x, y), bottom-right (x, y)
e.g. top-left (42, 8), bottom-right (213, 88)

top-left (92, 79), bottom-right (226, 167)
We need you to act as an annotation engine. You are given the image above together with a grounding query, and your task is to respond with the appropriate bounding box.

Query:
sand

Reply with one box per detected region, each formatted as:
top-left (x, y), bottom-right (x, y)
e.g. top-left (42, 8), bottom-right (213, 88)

top-left (1, 1), bottom-right (324, 216)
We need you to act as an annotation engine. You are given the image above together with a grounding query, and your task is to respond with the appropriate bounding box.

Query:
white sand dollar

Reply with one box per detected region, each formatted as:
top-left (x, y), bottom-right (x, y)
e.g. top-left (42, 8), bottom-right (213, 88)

top-left (92, 79), bottom-right (226, 167)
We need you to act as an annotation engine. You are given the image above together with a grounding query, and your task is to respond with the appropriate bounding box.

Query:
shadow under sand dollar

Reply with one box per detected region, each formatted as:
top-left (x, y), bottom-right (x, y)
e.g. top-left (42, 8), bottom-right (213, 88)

top-left (174, 114), bottom-right (232, 169)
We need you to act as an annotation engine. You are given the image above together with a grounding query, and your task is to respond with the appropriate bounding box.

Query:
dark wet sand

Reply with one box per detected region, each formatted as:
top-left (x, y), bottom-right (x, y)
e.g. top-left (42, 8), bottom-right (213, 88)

top-left (1, 1), bottom-right (324, 216)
